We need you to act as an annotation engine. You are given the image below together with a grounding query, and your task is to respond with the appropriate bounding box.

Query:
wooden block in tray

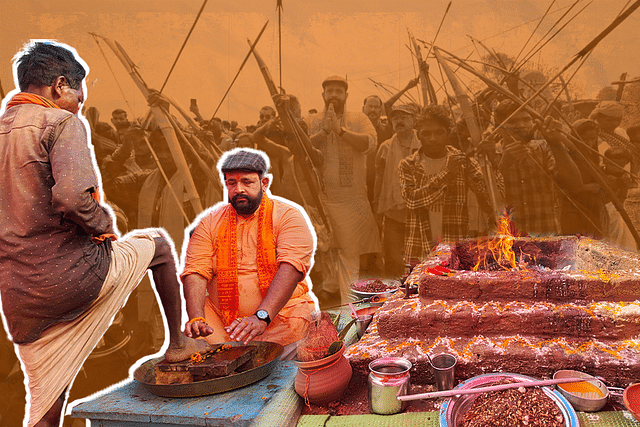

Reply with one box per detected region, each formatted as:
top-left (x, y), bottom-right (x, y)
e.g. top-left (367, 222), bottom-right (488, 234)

top-left (154, 345), bottom-right (257, 384)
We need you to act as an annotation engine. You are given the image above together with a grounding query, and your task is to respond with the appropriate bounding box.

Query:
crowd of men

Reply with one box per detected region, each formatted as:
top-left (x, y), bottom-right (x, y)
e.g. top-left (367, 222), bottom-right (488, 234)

top-left (86, 73), bottom-right (640, 308)
top-left (3, 40), bottom-right (640, 427)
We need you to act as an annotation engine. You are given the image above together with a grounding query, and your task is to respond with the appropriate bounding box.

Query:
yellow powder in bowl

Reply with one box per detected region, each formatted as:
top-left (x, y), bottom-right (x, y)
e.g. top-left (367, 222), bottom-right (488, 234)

top-left (559, 381), bottom-right (604, 399)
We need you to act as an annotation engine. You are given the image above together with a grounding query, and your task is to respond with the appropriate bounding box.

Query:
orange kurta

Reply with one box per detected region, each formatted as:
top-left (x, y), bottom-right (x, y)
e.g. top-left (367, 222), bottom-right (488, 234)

top-left (181, 197), bottom-right (315, 346)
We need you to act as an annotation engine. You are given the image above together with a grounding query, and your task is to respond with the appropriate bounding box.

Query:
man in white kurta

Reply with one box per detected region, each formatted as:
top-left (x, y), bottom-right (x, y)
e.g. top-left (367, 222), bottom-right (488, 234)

top-left (307, 75), bottom-right (380, 304)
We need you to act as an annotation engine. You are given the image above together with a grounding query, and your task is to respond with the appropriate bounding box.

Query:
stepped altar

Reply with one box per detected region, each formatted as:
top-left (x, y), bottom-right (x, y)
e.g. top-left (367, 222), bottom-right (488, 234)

top-left (346, 236), bottom-right (640, 387)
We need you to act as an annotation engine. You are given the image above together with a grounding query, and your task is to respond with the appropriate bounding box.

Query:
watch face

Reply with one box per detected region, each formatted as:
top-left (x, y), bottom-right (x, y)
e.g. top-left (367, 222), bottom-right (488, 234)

top-left (257, 310), bottom-right (268, 320)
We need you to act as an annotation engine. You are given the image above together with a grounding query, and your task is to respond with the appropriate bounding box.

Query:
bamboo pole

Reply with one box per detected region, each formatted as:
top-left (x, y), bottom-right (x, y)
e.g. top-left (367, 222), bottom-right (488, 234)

top-left (434, 47), bottom-right (640, 248)
top-left (433, 46), bottom-right (500, 216)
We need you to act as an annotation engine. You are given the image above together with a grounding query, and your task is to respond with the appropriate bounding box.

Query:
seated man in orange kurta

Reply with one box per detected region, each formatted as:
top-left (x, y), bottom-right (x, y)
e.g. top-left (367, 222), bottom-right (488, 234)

top-left (180, 148), bottom-right (316, 355)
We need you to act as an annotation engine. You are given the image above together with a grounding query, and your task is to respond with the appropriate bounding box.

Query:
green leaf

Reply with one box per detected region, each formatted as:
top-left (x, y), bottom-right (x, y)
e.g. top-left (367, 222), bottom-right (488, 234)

top-left (327, 340), bottom-right (343, 355)
top-left (331, 311), bottom-right (342, 329)
top-left (338, 318), bottom-right (356, 341)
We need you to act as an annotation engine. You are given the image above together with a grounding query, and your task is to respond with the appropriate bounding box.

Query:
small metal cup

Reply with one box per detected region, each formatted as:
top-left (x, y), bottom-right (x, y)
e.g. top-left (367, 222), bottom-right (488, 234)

top-left (355, 314), bottom-right (373, 338)
top-left (430, 353), bottom-right (457, 391)
top-left (368, 357), bottom-right (412, 414)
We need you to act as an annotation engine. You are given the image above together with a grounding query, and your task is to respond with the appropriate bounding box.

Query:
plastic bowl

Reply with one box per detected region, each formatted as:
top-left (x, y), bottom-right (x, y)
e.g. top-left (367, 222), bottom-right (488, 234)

top-left (623, 383), bottom-right (640, 422)
top-left (553, 370), bottom-right (608, 412)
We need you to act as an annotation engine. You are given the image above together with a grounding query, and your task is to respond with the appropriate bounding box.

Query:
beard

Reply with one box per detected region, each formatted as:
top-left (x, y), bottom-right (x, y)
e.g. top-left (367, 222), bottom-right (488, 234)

top-left (230, 188), bottom-right (263, 216)
top-left (326, 99), bottom-right (345, 114)
top-left (508, 127), bottom-right (533, 142)
top-left (366, 111), bottom-right (379, 121)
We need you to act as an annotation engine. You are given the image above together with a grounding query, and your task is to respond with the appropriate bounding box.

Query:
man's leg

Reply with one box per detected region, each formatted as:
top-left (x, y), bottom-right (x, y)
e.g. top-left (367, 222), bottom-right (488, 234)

top-left (33, 392), bottom-right (64, 427)
top-left (19, 233), bottom-right (207, 427)
top-left (148, 236), bottom-right (211, 362)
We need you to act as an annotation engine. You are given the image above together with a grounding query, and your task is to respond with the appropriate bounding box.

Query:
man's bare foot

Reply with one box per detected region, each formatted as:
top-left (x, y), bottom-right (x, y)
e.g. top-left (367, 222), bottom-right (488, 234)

top-left (165, 337), bottom-right (213, 363)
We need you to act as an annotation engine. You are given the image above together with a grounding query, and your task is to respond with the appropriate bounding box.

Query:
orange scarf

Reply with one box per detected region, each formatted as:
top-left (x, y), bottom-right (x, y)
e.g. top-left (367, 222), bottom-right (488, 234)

top-left (216, 194), bottom-right (306, 326)
top-left (6, 92), bottom-right (60, 110)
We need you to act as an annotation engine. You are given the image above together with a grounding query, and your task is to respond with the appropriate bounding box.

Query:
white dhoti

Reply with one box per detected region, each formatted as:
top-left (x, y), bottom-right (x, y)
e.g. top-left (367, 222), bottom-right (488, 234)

top-left (17, 232), bottom-right (157, 427)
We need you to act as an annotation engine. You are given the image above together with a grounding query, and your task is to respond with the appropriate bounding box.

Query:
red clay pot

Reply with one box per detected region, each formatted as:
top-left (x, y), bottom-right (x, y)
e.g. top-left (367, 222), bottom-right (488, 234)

top-left (294, 343), bottom-right (352, 405)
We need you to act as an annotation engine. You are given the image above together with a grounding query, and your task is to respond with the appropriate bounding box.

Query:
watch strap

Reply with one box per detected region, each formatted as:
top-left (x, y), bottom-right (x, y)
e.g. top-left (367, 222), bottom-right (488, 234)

top-left (255, 309), bottom-right (271, 326)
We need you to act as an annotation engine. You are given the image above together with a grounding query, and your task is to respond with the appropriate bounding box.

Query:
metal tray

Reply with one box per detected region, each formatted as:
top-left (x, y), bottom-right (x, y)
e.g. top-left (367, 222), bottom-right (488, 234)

top-left (133, 341), bottom-right (283, 398)
top-left (439, 373), bottom-right (579, 427)
top-left (349, 278), bottom-right (401, 300)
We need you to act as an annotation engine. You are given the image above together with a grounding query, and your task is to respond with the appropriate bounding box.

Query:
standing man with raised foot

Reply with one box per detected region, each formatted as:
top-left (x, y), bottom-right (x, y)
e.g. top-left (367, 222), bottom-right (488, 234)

top-left (0, 41), bottom-right (211, 427)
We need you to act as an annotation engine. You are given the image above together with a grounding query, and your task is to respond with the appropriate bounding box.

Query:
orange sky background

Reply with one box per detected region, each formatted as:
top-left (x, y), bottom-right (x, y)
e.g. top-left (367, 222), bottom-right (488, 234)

top-left (1, 0), bottom-right (639, 127)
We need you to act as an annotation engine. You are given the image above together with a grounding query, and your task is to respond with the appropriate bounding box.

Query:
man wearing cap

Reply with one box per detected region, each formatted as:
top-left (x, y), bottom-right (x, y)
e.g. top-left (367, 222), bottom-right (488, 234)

top-left (181, 148), bottom-right (315, 353)
top-left (307, 75), bottom-right (380, 304)
top-left (362, 78), bottom-right (419, 207)
top-left (363, 78), bottom-right (420, 145)
top-left (374, 105), bottom-right (421, 278)
top-left (589, 100), bottom-right (639, 173)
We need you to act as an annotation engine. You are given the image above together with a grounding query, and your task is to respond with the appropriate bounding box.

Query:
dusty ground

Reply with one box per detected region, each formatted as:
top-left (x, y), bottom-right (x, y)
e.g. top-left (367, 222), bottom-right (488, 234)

top-left (299, 376), bottom-right (629, 417)
top-left (300, 378), bottom-right (442, 416)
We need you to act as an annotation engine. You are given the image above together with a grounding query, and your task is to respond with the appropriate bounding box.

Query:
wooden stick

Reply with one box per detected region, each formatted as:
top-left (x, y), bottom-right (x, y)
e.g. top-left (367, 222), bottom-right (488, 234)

top-left (159, 0), bottom-right (208, 94)
top-left (209, 20), bottom-right (269, 122)
top-left (397, 377), bottom-right (589, 401)
top-left (486, 0), bottom-right (640, 141)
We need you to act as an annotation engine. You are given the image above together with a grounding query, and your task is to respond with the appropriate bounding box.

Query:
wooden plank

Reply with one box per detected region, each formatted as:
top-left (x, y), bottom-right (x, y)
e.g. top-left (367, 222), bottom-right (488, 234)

top-left (150, 362), bottom-right (297, 426)
top-left (70, 381), bottom-right (171, 424)
top-left (70, 361), bottom-right (298, 426)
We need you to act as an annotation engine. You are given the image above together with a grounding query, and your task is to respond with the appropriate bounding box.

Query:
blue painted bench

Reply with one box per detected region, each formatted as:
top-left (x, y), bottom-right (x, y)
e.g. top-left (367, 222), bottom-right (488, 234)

top-left (70, 361), bottom-right (301, 427)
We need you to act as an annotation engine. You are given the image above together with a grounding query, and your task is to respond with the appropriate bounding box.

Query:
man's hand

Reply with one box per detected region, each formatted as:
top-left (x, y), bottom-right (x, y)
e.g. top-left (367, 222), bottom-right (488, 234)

top-left (147, 89), bottom-right (170, 110)
top-left (272, 93), bottom-right (290, 110)
top-left (476, 131), bottom-right (498, 156)
top-left (190, 101), bottom-right (201, 116)
top-left (501, 132), bottom-right (530, 162)
top-left (582, 183), bottom-right (602, 195)
top-left (406, 77), bottom-right (420, 90)
top-left (225, 315), bottom-right (267, 345)
top-left (618, 172), bottom-right (634, 189)
top-left (184, 318), bottom-right (213, 338)
top-left (269, 117), bottom-right (284, 134)
top-left (538, 116), bottom-right (566, 149)
top-left (324, 103), bottom-right (341, 135)
top-left (445, 153), bottom-right (466, 178)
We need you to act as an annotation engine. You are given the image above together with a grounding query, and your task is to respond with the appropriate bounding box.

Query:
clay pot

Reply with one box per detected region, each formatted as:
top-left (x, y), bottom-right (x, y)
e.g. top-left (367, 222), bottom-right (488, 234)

top-left (294, 343), bottom-right (352, 405)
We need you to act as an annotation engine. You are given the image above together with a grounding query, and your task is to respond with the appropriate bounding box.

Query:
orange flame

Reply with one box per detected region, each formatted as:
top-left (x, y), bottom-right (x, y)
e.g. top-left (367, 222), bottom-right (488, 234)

top-left (472, 211), bottom-right (519, 271)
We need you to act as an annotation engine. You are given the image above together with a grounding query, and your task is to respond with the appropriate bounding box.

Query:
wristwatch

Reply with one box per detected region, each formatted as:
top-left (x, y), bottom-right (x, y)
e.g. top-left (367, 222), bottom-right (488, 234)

top-left (255, 309), bottom-right (271, 326)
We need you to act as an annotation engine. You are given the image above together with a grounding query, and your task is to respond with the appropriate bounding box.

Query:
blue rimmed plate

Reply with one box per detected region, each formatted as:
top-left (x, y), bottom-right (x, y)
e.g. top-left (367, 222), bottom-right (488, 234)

top-left (439, 372), bottom-right (579, 427)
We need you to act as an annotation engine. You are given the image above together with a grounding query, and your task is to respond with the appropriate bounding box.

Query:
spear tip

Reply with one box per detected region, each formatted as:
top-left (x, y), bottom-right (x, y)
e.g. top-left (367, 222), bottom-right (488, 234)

top-left (445, 1), bottom-right (452, 12)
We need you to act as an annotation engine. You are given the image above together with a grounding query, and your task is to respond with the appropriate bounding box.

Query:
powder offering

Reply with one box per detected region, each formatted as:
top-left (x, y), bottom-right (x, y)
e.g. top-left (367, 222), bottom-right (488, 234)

top-left (462, 380), bottom-right (563, 427)
top-left (558, 381), bottom-right (605, 399)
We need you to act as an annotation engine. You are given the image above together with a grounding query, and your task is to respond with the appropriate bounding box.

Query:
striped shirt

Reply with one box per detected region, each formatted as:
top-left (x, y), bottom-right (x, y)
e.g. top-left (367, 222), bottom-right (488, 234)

top-left (399, 146), bottom-right (490, 261)
top-left (497, 139), bottom-right (559, 235)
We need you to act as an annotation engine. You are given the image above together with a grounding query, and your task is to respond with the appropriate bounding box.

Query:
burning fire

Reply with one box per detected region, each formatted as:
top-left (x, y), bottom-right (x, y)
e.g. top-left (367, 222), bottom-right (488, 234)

top-left (472, 210), bottom-right (528, 271)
